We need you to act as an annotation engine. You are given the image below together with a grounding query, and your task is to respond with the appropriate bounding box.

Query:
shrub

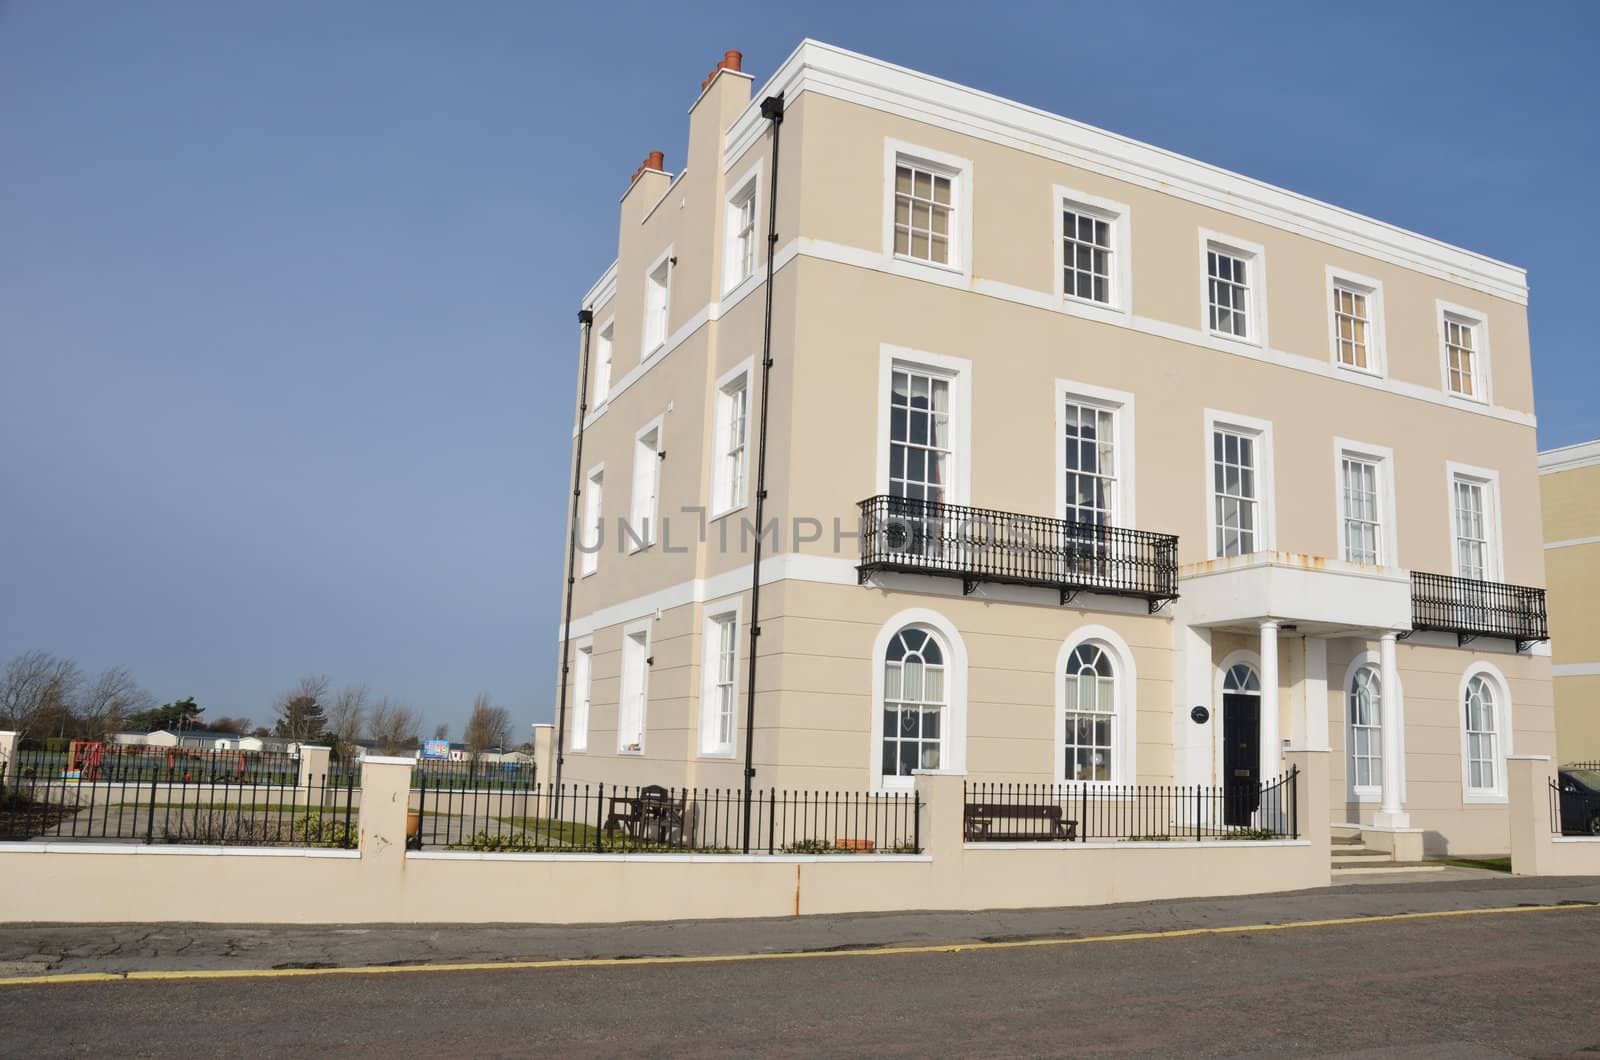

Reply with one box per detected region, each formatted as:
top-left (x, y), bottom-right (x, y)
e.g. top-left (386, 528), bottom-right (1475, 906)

top-left (292, 810), bottom-right (356, 849)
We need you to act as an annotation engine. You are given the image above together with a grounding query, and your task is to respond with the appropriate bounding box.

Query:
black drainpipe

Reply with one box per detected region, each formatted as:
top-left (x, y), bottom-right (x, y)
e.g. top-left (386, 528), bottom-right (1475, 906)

top-left (554, 307), bottom-right (595, 809)
top-left (741, 93), bottom-right (784, 853)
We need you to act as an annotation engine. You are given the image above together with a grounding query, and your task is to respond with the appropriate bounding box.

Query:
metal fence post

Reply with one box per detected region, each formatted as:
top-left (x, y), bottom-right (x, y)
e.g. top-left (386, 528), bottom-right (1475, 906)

top-left (594, 782), bottom-right (605, 854)
top-left (144, 763), bottom-right (158, 845)
top-left (914, 791), bottom-right (921, 853)
top-left (767, 789), bottom-right (776, 855)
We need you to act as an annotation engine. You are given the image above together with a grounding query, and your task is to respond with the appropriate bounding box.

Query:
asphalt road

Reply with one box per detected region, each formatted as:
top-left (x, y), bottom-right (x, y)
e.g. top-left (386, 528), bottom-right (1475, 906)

top-left (5, 903), bottom-right (1599, 1057)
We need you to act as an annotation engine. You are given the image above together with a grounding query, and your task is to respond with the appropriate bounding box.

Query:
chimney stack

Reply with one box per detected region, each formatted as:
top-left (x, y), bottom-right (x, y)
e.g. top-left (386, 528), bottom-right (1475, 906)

top-left (700, 49), bottom-right (744, 90)
top-left (629, 150), bottom-right (666, 185)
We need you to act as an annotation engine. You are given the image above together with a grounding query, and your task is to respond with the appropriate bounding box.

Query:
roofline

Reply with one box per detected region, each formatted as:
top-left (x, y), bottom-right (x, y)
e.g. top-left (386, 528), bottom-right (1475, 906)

top-left (1538, 438), bottom-right (1600, 474)
top-left (722, 39), bottom-right (1527, 305)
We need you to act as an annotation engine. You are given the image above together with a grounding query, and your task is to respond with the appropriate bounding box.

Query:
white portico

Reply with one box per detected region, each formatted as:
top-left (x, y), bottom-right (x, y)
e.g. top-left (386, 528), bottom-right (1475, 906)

top-left (1171, 552), bottom-right (1414, 829)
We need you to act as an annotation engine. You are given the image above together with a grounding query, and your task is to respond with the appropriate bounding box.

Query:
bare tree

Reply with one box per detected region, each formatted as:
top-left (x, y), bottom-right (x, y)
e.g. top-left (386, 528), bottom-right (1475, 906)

top-left (78, 666), bottom-right (154, 738)
top-left (464, 692), bottom-right (512, 757)
top-left (211, 716), bottom-right (253, 736)
top-left (367, 698), bottom-right (420, 756)
top-left (272, 674), bottom-right (330, 742)
top-left (432, 723), bottom-right (449, 742)
top-left (326, 684), bottom-right (369, 761)
top-left (0, 651), bottom-right (83, 741)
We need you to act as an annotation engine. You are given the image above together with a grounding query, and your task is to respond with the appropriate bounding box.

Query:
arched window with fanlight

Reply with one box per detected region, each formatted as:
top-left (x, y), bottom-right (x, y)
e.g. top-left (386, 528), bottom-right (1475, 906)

top-left (1349, 666), bottom-right (1382, 793)
top-left (882, 627), bottom-right (946, 780)
top-left (1224, 663), bottom-right (1260, 696)
top-left (1063, 643), bottom-right (1117, 782)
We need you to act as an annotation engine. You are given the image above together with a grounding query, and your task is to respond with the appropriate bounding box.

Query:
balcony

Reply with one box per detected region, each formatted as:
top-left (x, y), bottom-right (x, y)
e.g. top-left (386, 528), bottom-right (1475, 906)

top-left (856, 495), bottom-right (1180, 611)
top-left (1409, 571), bottom-right (1548, 652)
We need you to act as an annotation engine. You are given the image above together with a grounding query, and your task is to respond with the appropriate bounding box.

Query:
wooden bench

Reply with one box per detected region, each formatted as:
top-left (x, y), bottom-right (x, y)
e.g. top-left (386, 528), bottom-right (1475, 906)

top-left (963, 801), bottom-right (1077, 841)
top-left (604, 785), bottom-right (687, 845)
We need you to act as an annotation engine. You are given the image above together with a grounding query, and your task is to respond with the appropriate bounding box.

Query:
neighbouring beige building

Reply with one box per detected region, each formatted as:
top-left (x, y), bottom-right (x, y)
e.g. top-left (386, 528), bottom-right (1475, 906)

top-left (555, 41), bottom-right (1552, 855)
top-left (1540, 439), bottom-right (1600, 762)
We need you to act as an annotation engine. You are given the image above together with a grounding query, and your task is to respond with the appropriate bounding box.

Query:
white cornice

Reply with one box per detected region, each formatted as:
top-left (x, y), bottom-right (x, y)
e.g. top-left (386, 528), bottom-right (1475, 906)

top-left (725, 40), bottom-right (1528, 305)
top-left (581, 260), bottom-right (617, 312)
top-left (1538, 439), bottom-right (1600, 474)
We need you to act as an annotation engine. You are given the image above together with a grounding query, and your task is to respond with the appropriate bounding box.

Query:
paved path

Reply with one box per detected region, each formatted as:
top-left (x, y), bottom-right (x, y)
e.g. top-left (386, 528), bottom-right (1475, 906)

top-left (2, 881), bottom-right (1598, 1057)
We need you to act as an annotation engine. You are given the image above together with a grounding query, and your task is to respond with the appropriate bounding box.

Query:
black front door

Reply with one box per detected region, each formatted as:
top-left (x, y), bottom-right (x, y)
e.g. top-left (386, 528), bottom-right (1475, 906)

top-left (1223, 693), bottom-right (1260, 827)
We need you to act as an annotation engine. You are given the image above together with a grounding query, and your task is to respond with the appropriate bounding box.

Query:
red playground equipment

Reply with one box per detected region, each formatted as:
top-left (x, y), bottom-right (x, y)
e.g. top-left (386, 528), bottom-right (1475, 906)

top-left (67, 740), bottom-right (105, 781)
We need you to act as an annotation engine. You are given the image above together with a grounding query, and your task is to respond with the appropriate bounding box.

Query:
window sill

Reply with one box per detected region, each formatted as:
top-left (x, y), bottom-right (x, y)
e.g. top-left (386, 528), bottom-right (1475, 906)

top-left (1462, 790), bottom-right (1508, 805)
top-left (1445, 389), bottom-right (1490, 407)
top-left (890, 251), bottom-right (962, 275)
top-left (627, 541), bottom-right (655, 556)
top-left (1349, 789), bottom-right (1382, 803)
top-left (1061, 292), bottom-right (1124, 315)
top-left (1208, 328), bottom-right (1262, 348)
top-left (698, 749), bottom-right (736, 761)
top-left (708, 502), bottom-right (748, 525)
top-left (579, 568), bottom-right (598, 579)
top-left (1334, 362), bottom-right (1384, 381)
top-left (618, 747), bottom-right (645, 756)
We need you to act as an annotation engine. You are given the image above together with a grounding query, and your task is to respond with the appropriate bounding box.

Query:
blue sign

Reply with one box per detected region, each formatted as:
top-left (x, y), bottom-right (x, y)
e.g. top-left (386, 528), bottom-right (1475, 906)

top-left (422, 739), bottom-right (450, 761)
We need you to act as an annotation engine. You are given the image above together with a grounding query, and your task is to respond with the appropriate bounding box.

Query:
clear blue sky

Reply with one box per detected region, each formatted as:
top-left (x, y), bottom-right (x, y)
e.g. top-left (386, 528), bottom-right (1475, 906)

top-left (2, 1), bottom-right (1595, 733)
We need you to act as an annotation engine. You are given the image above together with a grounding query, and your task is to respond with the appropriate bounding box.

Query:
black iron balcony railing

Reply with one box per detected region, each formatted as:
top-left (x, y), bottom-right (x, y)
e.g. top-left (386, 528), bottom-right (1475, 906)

top-left (1409, 570), bottom-right (1548, 652)
top-left (857, 495), bottom-right (1179, 611)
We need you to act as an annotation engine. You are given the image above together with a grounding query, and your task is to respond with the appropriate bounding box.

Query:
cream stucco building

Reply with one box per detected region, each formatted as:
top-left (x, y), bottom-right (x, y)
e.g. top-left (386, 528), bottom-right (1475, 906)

top-left (555, 42), bottom-right (1552, 855)
top-left (1540, 439), bottom-right (1600, 762)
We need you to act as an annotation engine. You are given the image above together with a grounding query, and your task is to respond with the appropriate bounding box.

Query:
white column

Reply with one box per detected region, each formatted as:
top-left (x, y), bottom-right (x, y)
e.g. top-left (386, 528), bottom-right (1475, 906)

top-left (1375, 631), bottom-right (1409, 828)
top-left (1259, 621), bottom-right (1280, 782)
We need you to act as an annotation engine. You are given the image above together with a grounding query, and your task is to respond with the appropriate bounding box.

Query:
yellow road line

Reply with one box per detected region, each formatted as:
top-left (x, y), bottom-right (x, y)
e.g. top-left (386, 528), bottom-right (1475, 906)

top-left (2, 901), bottom-right (1593, 989)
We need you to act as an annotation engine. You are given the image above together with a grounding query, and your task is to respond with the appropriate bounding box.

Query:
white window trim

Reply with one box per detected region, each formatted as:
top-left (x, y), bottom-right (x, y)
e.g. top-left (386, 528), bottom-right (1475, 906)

top-left (868, 608), bottom-right (968, 792)
top-left (640, 245), bottom-right (675, 362)
top-left (1342, 650), bottom-right (1406, 804)
top-left (708, 357), bottom-right (755, 521)
top-left (1053, 185), bottom-right (1133, 318)
top-left (1436, 299), bottom-right (1492, 405)
top-left (722, 162), bottom-right (762, 296)
top-left (1053, 625), bottom-right (1138, 789)
top-left (1331, 438), bottom-right (1398, 568)
top-left (882, 138), bottom-right (973, 284)
top-left (1458, 660), bottom-right (1512, 804)
top-left (617, 618), bottom-right (652, 756)
top-left (697, 596), bottom-right (743, 758)
top-left (569, 636), bottom-right (594, 753)
top-left (1325, 266), bottom-right (1386, 378)
top-left (591, 316), bottom-right (616, 407)
top-left (1055, 379), bottom-right (1136, 528)
top-left (1444, 460), bottom-right (1505, 582)
top-left (875, 344), bottom-right (973, 505)
top-left (580, 462), bottom-right (605, 577)
top-left (629, 415), bottom-right (665, 554)
top-left (1202, 409), bottom-right (1277, 560)
top-left (1199, 229), bottom-right (1269, 348)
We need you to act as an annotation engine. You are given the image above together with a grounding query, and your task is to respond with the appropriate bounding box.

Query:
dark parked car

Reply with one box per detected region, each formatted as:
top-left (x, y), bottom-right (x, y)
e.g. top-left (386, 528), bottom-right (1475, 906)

top-left (1557, 768), bottom-right (1600, 836)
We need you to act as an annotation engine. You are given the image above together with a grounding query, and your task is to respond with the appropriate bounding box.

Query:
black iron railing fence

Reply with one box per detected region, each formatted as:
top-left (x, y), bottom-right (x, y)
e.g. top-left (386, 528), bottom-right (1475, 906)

top-left (327, 758), bottom-right (536, 791)
top-left (7, 745), bottom-right (300, 785)
top-left (413, 778), bottom-right (921, 855)
top-left (0, 758), bottom-right (355, 847)
top-left (964, 770), bottom-right (1299, 842)
top-left (1551, 770), bottom-right (1600, 837)
top-left (1410, 571), bottom-right (1548, 650)
top-left (857, 495), bottom-right (1179, 608)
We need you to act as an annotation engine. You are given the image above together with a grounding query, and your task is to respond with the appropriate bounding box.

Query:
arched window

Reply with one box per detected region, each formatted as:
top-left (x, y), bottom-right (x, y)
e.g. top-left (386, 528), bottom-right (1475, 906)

top-left (882, 627), bottom-right (946, 779)
top-left (1224, 663), bottom-right (1260, 694)
top-left (1064, 643), bottom-right (1116, 782)
top-left (1464, 674), bottom-right (1499, 792)
top-left (1349, 666), bottom-right (1382, 791)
